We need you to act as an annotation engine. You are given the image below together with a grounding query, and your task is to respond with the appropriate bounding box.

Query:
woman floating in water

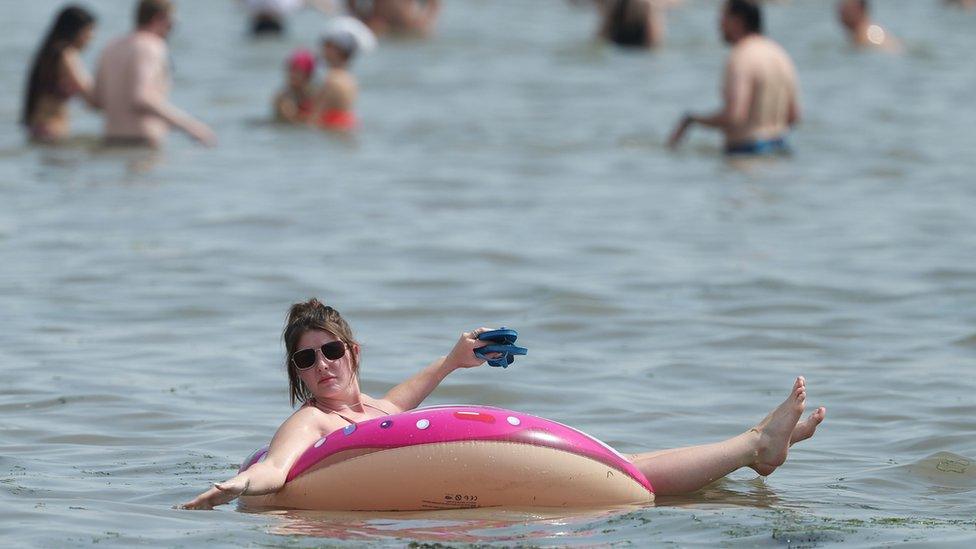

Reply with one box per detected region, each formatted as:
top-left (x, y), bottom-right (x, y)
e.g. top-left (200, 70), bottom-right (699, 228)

top-left (22, 5), bottom-right (98, 143)
top-left (180, 298), bottom-right (825, 510)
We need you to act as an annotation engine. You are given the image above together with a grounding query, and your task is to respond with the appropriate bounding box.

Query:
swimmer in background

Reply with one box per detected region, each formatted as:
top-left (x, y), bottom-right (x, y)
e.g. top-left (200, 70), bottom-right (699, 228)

top-left (180, 298), bottom-right (825, 510)
top-left (314, 20), bottom-right (373, 131)
top-left (21, 5), bottom-right (98, 143)
top-left (273, 49), bottom-right (317, 123)
top-left (240, 0), bottom-right (338, 37)
top-left (945, 0), bottom-right (976, 9)
top-left (837, 0), bottom-right (901, 52)
top-left (346, 0), bottom-right (440, 38)
top-left (598, 0), bottom-right (682, 48)
top-left (669, 0), bottom-right (800, 156)
top-left (94, 0), bottom-right (216, 147)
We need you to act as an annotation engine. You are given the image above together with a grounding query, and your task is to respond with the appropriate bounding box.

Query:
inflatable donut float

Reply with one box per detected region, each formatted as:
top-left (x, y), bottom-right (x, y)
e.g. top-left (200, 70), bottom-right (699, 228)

top-left (238, 405), bottom-right (654, 511)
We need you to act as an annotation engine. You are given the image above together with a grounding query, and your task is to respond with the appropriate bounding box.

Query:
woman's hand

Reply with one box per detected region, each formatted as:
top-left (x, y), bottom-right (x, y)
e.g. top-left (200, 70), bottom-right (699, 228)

top-left (668, 113), bottom-right (694, 149)
top-left (444, 327), bottom-right (500, 369)
top-left (178, 476), bottom-right (250, 510)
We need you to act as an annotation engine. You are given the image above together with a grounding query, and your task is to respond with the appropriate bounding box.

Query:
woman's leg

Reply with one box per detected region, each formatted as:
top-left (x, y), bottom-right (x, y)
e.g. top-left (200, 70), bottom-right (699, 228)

top-left (628, 377), bottom-right (826, 496)
top-left (629, 405), bottom-right (825, 462)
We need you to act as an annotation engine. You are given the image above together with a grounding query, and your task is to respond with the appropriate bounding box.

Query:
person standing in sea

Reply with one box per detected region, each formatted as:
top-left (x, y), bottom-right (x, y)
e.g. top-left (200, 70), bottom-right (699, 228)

top-left (346, 0), bottom-right (440, 37)
top-left (944, 0), bottom-right (976, 9)
top-left (311, 17), bottom-right (375, 132)
top-left (241, 0), bottom-right (338, 38)
top-left (596, 0), bottom-right (684, 49)
top-left (21, 5), bottom-right (98, 143)
top-left (273, 49), bottom-right (317, 123)
top-left (93, 0), bottom-right (215, 147)
top-left (668, 0), bottom-right (800, 156)
top-left (836, 0), bottom-right (901, 52)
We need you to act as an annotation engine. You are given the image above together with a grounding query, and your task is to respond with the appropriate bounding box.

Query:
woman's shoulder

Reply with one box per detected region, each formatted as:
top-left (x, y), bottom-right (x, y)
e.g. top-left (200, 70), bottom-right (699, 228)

top-left (60, 46), bottom-right (79, 62)
top-left (363, 395), bottom-right (404, 415)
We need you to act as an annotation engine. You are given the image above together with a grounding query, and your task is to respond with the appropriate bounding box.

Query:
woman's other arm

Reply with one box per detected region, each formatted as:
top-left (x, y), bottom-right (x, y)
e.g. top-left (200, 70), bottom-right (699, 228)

top-left (179, 408), bottom-right (339, 509)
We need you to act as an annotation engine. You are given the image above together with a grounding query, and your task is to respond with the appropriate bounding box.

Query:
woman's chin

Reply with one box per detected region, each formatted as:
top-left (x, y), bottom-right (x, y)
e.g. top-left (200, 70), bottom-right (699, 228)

top-left (313, 381), bottom-right (344, 397)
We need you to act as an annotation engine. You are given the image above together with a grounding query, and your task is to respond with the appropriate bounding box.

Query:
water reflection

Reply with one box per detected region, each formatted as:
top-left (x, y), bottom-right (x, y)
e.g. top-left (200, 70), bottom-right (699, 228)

top-left (656, 476), bottom-right (783, 509)
top-left (92, 143), bottom-right (163, 176)
top-left (258, 506), bottom-right (650, 543)
top-left (32, 136), bottom-right (164, 178)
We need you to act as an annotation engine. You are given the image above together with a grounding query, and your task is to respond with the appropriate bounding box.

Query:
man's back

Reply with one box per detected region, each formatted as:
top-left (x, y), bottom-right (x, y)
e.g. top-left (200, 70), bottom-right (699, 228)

top-left (725, 35), bottom-right (799, 145)
top-left (95, 32), bottom-right (170, 144)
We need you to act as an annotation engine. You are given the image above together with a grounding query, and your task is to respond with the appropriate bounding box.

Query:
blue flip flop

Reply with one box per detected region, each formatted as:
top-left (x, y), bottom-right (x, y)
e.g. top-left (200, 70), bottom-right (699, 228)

top-left (477, 328), bottom-right (518, 345)
top-left (474, 327), bottom-right (528, 368)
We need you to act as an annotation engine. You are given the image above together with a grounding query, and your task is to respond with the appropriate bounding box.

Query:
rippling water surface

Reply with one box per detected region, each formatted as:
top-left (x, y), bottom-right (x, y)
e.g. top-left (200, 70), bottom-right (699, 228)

top-left (2, 0), bottom-right (975, 546)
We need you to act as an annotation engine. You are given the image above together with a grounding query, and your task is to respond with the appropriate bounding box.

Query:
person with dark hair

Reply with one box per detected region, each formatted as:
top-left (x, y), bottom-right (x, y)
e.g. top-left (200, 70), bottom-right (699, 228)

top-left (837, 0), bottom-right (900, 51)
top-left (346, 0), bottom-right (440, 37)
top-left (22, 5), bottom-right (97, 143)
top-left (179, 298), bottom-right (825, 510)
top-left (598, 0), bottom-right (665, 48)
top-left (240, 0), bottom-right (337, 38)
top-left (93, 0), bottom-right (215, 147)
top-left (669, 0), bottom-right (800, 155)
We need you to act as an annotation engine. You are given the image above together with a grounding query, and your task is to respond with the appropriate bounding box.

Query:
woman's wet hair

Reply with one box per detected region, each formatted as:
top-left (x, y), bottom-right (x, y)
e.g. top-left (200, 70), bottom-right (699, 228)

top-left (282, 298), bottom-right (360, 406)
top-left (727, 0), bottom-right (763, 34)
top-left (21, 5), bottom-right (96, 126)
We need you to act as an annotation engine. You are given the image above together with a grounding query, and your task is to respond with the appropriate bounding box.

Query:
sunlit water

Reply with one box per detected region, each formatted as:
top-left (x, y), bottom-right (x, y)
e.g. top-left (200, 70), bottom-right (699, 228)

top-left (1, 0), bottom-right (975, 546)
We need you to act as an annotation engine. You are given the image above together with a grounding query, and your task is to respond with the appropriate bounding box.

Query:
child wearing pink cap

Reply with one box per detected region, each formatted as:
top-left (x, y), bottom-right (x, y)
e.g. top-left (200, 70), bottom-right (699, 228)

top-left (273, 48), bottom-right (316, 123)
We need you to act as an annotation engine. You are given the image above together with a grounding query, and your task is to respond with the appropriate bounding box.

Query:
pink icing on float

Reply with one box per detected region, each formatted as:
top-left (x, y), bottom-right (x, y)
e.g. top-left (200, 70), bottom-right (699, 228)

top-left (238, 405), bottom-right (655, 511)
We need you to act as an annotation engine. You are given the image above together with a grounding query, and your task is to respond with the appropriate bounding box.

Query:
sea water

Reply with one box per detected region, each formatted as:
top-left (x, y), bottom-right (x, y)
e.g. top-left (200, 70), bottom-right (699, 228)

top-left (1, 0), bottom-right (974, 546)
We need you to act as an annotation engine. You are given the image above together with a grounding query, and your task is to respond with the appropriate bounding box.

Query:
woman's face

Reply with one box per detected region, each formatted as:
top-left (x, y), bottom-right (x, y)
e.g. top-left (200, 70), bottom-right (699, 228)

top-left (321, 42), bottom-right (344, 67)
top-left (75, 24), bottom-right (94, 49)
top-left (295, 329), bottom-right (359, 401)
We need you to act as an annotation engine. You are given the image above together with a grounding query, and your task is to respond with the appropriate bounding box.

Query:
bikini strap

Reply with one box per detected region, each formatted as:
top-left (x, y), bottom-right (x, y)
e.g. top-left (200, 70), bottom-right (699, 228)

top-left (308, 399), bottom-right (390, 423)
top-left (331, 411), bottom-right (357, 424)
top-left (362, 401), bottom-right (393, 416)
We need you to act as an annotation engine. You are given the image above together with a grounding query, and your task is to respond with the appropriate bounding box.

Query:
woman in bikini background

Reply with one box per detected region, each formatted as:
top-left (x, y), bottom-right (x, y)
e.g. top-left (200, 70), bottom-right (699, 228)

top-left (22, 5), bottom-right (98, 143)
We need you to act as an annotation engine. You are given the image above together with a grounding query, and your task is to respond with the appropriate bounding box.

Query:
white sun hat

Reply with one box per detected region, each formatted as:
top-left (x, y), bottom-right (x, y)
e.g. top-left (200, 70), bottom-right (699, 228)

top-left (322, 15), bottom-right (377, 55)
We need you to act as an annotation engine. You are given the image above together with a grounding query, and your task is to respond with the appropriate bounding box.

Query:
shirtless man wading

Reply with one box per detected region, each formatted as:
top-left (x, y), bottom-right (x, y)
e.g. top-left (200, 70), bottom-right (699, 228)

top-left (94, 0), bottom-right (215, 147)
top-left (669, 0), bottom-right (800, 155)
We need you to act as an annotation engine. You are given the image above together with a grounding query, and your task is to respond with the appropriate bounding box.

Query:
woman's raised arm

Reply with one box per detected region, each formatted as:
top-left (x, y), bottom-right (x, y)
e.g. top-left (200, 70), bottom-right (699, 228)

top-left (381, 328), bottom-right (494, 412)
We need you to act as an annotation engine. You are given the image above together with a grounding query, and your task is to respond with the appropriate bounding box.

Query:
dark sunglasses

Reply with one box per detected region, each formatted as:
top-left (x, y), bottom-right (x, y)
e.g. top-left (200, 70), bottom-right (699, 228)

top-left (291, 341), bottom-right (346, 371)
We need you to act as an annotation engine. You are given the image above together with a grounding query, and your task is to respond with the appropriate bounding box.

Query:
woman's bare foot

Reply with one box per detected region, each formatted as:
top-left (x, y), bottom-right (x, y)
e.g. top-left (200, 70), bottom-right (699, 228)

top-left (749, 377), bottom-right (807, 476)
top-left (790, 406), bottom-right (826, 445)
